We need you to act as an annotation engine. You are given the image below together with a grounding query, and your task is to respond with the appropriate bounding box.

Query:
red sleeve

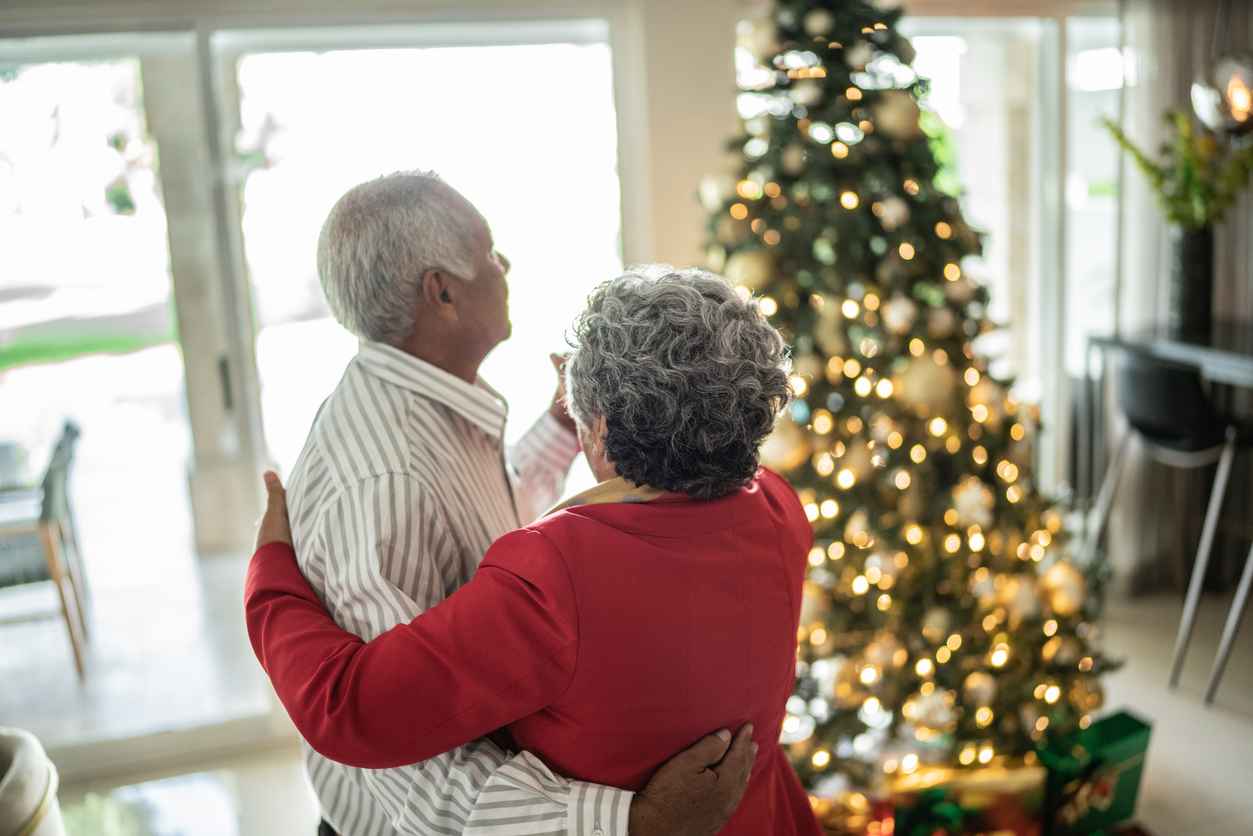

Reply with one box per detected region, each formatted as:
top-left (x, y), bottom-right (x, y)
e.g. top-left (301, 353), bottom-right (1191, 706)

top-left (244, 529), bottom-right (578, 769)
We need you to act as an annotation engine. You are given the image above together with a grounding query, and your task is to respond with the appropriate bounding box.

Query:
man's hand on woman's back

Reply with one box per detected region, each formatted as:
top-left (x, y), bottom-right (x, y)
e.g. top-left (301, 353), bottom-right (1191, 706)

top-left (629, 724), bottom-right (757, 835)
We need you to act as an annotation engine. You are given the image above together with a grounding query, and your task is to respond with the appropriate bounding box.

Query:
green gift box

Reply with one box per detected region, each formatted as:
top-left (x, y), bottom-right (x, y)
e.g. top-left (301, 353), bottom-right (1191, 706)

top-left (1039, 711), bottom-right (1152, 836)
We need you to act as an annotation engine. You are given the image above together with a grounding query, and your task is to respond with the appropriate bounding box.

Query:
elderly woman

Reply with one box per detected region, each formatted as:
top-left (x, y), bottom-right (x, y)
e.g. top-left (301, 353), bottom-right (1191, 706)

top-left (246, 267), bottom-right (823, 836)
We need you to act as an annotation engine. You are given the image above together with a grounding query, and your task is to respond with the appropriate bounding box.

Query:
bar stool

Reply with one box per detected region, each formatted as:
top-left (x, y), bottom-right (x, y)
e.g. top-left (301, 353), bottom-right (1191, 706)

top-left (1085, 349), bottom-right (1253, 702)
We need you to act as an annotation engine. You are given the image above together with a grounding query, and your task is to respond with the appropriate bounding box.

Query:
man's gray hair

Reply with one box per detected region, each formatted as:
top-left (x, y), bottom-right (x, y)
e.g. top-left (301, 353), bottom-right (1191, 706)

top-left (566, 265), bottom-right (792, 500)
top-left (317, 171), bottom-right (479, 346)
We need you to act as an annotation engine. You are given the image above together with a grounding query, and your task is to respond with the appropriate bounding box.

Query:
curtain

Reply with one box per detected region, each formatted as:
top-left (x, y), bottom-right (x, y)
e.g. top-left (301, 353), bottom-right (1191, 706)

top-left (1108, 0), bottom-right (1253, 594)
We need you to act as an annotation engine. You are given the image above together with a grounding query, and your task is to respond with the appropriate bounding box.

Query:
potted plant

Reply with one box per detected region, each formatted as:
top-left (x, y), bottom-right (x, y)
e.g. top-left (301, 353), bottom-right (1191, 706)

top-left (1103, 112), bottom-right (1253, 340)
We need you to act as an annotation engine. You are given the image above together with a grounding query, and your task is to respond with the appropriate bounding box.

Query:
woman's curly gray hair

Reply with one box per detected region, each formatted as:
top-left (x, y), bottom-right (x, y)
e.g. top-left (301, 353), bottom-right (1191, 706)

top-left (565, 266), bottom-right (792, 500)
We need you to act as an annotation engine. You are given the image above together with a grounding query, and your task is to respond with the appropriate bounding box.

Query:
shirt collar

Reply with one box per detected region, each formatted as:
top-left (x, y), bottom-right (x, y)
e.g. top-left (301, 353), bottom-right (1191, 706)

top-left (355, 341), bottom-right (507, 440)
top-left (544, 477), bottom-right (666, 516)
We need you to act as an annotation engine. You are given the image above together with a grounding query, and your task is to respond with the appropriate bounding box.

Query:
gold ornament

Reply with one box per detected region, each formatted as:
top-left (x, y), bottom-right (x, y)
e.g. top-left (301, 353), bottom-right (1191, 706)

top-left (952, 476), bottom-right (995, 528)
top-left (843, 509), bottom-right (871, 546)
top-left (845, 40), bottom-right (874, 71)
top-left (1042, 635), bottom-right (1082, 666)
top-left (963, 671), bottom-right (998, 706)
top-left (724, 248), bottom-right (774, 291)
top-left (945, 276), bottom-right (977, 304)
top-left (997, 574), bottom-right (1041, 628)
top-left (865, 631), bottom-right (906, 669)
top-left (815, 297), bottom-right (850, 357)
top-left (922, 607), bottom-right (952, 643)
top-left (1070, 676), bottom-right (1104, 712)
top-left (894, 354), bottom-right (959, 416)
top-left (794, 353), bottom-right (823, 380)
top-left (1040, 561), bottom-right (1087, 617)
top-left (873, 90), bottom-right (923, 140)
top-left (781, 143), bottom-right (807, 175)
top-left (760, 417), bottom-right (811, 472)
top-left (789, 80), bottom-right (824, 108)
top-left (927, 307), bottom-right (957, 338)
top-left (843, 439), bottom-right (875, 481)
top-left (800, 580), bottom-right (833, 626)
top-left (803, 8), bottom-right (835, 36)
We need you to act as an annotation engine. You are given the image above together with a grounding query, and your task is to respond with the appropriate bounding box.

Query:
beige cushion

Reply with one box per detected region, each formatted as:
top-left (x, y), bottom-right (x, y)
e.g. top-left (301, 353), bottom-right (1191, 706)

top-left (0, 728), bottom-right (63, 836)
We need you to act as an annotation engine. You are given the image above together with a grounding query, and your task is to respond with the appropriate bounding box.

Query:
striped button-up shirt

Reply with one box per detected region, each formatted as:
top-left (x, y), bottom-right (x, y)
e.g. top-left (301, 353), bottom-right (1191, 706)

top-left (284, 341), bottom-right (632, 836)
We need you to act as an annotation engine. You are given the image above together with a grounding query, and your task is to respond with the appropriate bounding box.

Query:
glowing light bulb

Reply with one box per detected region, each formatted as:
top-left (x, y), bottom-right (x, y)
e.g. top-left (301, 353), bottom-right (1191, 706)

top-left (729, 203), bottom-right (748, 220)
top-left (894, 470), bottom-right (911, 490)
top-left (936, 221), bottom-right (953, 239)
top-left (836, 469), bottom-right (856, 490)
top-left (904, 524), bottom-right (924, 545)
top-left (790, 375), bottom-right (809, 396)
top-left (944, 262), bottom-right (962, 281)
top-left (859, 665), bottom-right (879, 685)
top-left (876, 379), bottom-right (894, 398)
top-left (812, 749), bottom-right (832, 768)
top-left (899, 242), bottom-right (916, 260)
top-left (910, 444), bottom-right (927, 463)
top-left (840, 191), bottom-right (860, 210)
top-left (915, 658), bottom-right (934, 677)
top-left (820, 498), bottom-right (839, 518)
top-left (975, 707), bottom-right (994, 727)
top-left (831, 142), bottom-right (849, 159)
top-left (929, 417), bottom-right (948, 437)
top-left (852, 575), bottom-right (871, 595)
top-left (842, 299), bottom-right (860, 318)
top-left (812, 410), bottom-right (834, 435)
top-left (978, 744), bottom-right (994, 764)
top-left (808, 547), bottom-right (826, 567)
top-left (758, 296), bottom-right (778, 316)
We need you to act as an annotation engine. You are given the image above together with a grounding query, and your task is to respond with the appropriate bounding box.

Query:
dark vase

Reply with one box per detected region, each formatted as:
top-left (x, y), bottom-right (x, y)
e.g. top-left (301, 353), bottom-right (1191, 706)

top-left (1168, 225), bottom-right (1214, 341)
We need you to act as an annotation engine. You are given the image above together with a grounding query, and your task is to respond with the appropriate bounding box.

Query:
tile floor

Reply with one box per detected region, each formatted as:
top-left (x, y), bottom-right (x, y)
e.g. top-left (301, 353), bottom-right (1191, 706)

top-left (26, 590), bottom-right (1253, 836)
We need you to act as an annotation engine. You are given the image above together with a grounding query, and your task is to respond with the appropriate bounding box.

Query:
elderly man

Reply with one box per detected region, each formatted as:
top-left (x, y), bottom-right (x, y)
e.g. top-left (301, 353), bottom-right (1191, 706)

top-left (278, 172), bottom-right (753, 836)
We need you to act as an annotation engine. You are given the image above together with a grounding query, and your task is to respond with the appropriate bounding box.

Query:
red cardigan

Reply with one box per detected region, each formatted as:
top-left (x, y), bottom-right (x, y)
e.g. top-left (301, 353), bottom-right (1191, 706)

top-left (245, 468), bottom-right (822, 836)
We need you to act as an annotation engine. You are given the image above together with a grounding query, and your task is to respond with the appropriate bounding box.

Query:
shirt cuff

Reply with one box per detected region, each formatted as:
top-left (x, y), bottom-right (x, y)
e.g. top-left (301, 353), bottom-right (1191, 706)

top-left (568, 780), bottom-right (633, 836)
top-left (529, 410), bottom-right (582, 473)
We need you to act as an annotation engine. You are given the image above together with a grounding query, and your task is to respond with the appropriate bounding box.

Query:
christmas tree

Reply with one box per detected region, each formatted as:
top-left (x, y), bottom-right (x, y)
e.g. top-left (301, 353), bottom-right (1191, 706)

top-left (702, 0), bottom-right (1111, 793)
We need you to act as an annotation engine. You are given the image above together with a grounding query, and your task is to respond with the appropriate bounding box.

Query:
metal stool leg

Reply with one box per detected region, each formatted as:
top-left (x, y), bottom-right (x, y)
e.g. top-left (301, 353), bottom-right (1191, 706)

top-left (1169, 431), bottom-right (1237, 687)
top-left (1083, 430), bottom-right (1132, 565)
top-left (1204, 541), bottom-right (1253, 704)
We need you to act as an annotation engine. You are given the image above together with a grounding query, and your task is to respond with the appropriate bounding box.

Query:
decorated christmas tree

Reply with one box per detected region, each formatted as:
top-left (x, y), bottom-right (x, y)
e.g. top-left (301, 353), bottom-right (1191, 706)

top-left (702, 0), bottom-right (1111, 797)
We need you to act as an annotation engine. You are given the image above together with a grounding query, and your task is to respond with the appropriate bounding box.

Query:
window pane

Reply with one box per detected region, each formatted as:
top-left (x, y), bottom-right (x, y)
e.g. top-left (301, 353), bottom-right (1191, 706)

top-left (0, 57), bottom-right (194, 565)
top-left (1064, 17), bottom-right (1122, 374)
top-left (898, 18), bottom-right (1049, 392)
top-left (228, 40), bottom-right (623, 475)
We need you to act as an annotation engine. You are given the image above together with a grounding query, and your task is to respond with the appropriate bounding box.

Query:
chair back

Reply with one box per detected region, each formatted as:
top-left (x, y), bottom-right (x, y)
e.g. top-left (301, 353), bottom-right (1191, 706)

top-left (39, 423), bottom-right (80, 526)
top-left (1115, 350), bottom-right (1224, 446)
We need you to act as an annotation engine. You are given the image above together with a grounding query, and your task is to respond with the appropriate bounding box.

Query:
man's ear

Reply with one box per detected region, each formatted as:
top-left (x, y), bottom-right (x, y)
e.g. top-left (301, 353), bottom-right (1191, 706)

top-left (419, 269), bottom-right (457, 317)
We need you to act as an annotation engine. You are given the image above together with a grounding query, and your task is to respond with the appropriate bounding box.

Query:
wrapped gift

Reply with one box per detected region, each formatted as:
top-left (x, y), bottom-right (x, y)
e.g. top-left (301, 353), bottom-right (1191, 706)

top-left (888, 761), bottom-right (1047, 836)
top-left (1038, 711), bottom-right (1152, 836)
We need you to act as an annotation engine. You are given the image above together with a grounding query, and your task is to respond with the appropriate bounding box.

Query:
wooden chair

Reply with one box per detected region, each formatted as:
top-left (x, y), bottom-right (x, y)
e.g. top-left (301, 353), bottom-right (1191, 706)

top-left (0, 423), bottom-right (88, 680)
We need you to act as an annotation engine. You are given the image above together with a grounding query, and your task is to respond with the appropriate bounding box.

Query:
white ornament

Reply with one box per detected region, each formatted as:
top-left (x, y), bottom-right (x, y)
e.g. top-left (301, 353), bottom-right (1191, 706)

top-left (724, 248), bottom-right (774, 291)
top-left (952, 476), bottom-right (995, 528)
top-left (873, 90), bottom-right (923, 140)
top-left (803, 9), bottom-right (836, 37)
top-left (699, 174), bottom-right (734, 212)
top-left (746, 19), bottom-right (779, 65)
top-left (789, 80), bottom-right (824, 108)
top-left (882, 295), bottom-right (918, 336)
top-left (909, 688), bottom-right (957, 730)
top-left (845, 41), bottom-right (874, 71)
top-left (877, 196), bottom-right (910, 231)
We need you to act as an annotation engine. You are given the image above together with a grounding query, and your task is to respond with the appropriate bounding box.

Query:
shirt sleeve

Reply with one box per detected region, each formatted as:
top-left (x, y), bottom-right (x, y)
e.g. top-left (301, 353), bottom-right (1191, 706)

top-left (270, 476), bottom-right (631, 836)
top-left (509, 410), bottom-right (581, 521)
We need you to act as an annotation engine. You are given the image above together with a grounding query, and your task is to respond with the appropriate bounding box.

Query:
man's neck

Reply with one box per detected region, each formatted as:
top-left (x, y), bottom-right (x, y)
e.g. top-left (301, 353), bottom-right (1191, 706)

top-left (401, 332), bottom-right (484, 385)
